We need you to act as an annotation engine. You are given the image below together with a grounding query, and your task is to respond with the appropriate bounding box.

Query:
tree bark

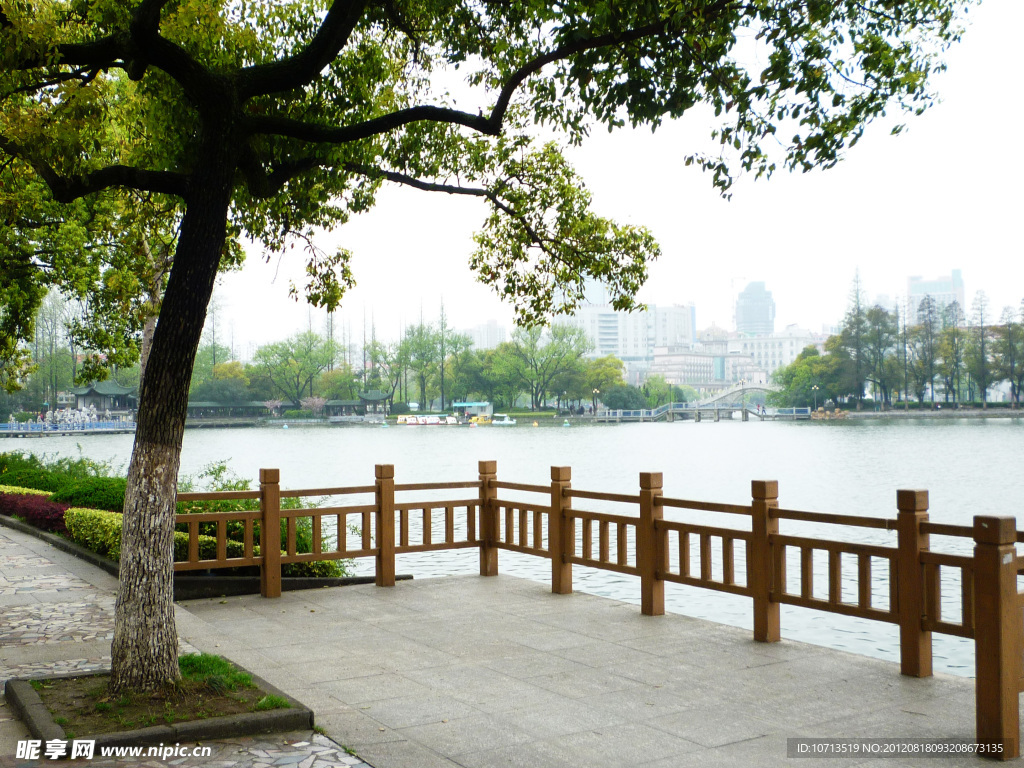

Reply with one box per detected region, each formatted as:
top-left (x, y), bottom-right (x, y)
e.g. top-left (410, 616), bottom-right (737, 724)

top-left (110, 143), bottom-right (235, 692)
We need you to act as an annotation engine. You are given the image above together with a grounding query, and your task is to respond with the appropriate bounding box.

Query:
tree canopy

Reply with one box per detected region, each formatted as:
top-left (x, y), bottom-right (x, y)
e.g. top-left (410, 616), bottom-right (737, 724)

top-left (1, 0), bottom-right (972, 693)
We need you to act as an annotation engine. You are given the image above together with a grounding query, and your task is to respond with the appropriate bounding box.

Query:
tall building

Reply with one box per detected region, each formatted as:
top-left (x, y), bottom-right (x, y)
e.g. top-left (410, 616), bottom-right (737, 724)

top-left (554, 301), bottom-right (697, 384)
top-left (735, 282), bottom-right (776, 335)
top-left (468, 320), bottom-right (506, 351)
top-left (907, 269), bottom-right (965, 319)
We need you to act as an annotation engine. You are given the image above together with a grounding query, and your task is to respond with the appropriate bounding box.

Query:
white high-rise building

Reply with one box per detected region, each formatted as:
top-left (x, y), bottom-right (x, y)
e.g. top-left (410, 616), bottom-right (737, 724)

top-left (468, 320), bottom-right (507, 350)
top-left (554, 301), bottom-right (697, 384)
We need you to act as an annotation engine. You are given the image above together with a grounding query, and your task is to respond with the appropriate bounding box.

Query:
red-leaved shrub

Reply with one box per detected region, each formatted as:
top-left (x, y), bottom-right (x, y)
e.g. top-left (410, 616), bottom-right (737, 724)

top-left (0, 493), bottom-right (71, 535)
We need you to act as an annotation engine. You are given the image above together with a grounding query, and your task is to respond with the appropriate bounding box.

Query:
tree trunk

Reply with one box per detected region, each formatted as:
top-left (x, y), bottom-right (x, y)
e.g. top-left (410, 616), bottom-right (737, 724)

top-left (110, 154), bottom-right (234, 693)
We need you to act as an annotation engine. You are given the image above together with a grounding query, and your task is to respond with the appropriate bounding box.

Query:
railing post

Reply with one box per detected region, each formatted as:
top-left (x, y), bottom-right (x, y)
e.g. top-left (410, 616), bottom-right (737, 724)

top-left (751, 480), bottom-right (780, 641)
top-left (973, 515), bottom-right (1020, 759)
top-left (259, 468), bottom-right (281, 598)
top-left (375, 464), bottom-right (395, 587)
top-left (550, 466), bottom-right (572, 594)
top-left (478, 460), bottom-right (498, 576)
top-left (897, 489), bottom-right (931, 677)
top-left (639, 472), bottom-right (664, 616)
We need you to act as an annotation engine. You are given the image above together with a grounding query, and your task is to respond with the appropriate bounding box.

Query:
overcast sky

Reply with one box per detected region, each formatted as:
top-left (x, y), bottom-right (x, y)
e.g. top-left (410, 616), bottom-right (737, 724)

top-left (215, 2), bottom-right (1023, 358)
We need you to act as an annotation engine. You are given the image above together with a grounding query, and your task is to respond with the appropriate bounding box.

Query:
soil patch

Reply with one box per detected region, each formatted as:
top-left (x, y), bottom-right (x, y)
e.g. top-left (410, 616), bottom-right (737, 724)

top-left (29, 654), bottom-right (290, 739)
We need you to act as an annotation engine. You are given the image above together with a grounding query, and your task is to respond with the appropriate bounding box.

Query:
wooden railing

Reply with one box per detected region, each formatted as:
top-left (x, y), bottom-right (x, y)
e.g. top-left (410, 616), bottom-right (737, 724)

top-left (174, 461), bottom-right (1024, 759)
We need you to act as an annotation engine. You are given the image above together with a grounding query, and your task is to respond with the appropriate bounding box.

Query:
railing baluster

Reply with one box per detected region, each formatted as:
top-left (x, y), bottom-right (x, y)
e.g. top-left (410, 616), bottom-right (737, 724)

top-left (244, 519), bottom-right (253, 559)
top-left (519, 508), bottom-right (528, 547)
top-left (312, 514), bottom-right (322, 555)
top-left (723, 536), bottom-right (735, 586)
top-left (189, 520), bottom-right (199, 564)
top-left (400, 509), bottom-right (409, 548)
top-left (583, 520), bottom-right (592, 560)
top-left (700, 533), bottom-right (711, 581)
top-left (286, 515), bottom-right (296, 556)
top-left (533, 510), bottom-right (542, 551)
top-left (505, 506), bottom-right (514, 544)
top-left (600, 521), bottom-right (609, 563)
top-left (216, 519), bottom-right (227, 562)
top-left (961, 566), bottom-right (974, 633)
top-left (680, 531), bottom-right (689, 577)
top-left (617, 522), bottom-right (628, 566)
top-left (828, 550), bottom-right (840, 605)
top-left (801, 547), bottom-right (813, 599)
top-left (858, 554), bottom-right (871, 610)
top-left (446, 505), bottom-right (454, 544)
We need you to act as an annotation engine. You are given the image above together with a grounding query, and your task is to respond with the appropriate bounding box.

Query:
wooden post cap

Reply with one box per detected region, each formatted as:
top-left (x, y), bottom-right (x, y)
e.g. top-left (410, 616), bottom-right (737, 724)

top-left (550, 466), bottom-right (571, 482)
top-left (640, 472), bottom-right (663, 490)
top-left (375, 464), bottom-right (394, 479)
top-left (259, 468), bottom-right (279, 483)
top-left (973, 516), bottom-right (1017, 545)
top-left (479, 460), bottom-right (497, 474)
top-left (751, 480), bottom-right (778, 500)
top-left (897, 489), bottom-right (929, 512)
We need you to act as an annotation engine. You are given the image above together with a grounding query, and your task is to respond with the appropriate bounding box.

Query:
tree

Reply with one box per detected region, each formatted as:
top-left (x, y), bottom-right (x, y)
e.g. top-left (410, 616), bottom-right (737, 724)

top-left (863, 305), bottom-right (897, 408)
top-left (915, 296), bottom-right (941, 406)
top-left (190, 361), bottom-right (250, 402)
top-left (2, 0), bottom-right (970, 692)
top-left (253, 331), bottom-right (335, 404)
top-left (497, 326), bottom-right (590, 409)
top-left (994, 304), bottom-right (1024, 408)
top-left (837, 273), bottom-right (868, 408)
top-left (967, 291), bottom-right (993, 408)
top-left (602, 385), bottom-right (648, 410)
top-left (585, 356), bottom-right (626, 409)
top-left (938, 301), bottom-right (965, 405)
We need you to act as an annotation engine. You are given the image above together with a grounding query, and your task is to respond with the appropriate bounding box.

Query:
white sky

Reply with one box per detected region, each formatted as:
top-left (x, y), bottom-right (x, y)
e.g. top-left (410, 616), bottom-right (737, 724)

top-left (216, 2), bottom-right (1024, 358)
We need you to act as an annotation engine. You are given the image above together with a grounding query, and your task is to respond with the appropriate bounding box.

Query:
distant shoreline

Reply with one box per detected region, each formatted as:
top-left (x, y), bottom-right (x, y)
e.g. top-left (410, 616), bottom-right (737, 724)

top-left (843, 408), bottom-right (1023, 420)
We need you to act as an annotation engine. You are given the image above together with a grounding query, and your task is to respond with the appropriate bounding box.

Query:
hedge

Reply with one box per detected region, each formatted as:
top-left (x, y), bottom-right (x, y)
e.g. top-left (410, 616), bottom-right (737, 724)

top-left (64, 508), bottom-right (346, 577)
top-left (0, 468), bottom-right (69, 494)
top-left (64, 508), bottom-right (122, 560)
top-left (51, 477), bottom-right (127, 512)
top-left (0, 484), bottom-right (50, 496)
top-left (0, 492), bottom-right (71, 534)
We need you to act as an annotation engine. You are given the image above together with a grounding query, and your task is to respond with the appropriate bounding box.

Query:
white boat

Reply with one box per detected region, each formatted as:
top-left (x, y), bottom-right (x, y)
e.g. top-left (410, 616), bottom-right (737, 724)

top-left (492, 414), bottom-right (517, 426)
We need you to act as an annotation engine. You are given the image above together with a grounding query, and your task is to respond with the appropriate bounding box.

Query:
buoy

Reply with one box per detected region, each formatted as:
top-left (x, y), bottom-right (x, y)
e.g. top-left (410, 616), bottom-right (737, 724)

top-left (532, 421), bottom-right (538, 427)
top-left (563, 420), bottom-right (571, 427)
top-left (283, 424), bottom-right (289, 429)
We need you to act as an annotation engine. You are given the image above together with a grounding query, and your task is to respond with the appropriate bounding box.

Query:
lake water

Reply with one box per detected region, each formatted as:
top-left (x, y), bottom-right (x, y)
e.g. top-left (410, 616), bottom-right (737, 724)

top-left (9, 416), bottom-right (1024, 676)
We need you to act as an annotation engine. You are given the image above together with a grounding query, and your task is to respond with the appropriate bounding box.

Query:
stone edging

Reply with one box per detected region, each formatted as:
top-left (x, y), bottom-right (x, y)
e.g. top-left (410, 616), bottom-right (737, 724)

top-left (5, 668), bottom-right (313, 747)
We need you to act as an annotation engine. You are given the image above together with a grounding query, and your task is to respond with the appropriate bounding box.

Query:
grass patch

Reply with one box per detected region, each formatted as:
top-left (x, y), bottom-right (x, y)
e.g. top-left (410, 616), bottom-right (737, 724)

top-left (32, 653), bottom-right (290, 737)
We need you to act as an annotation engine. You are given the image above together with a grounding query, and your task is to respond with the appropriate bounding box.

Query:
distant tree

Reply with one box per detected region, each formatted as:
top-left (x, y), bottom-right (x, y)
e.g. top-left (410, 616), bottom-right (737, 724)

top-left (838, 273), bottom-right (869, 408)
top-left (190, 361), bottom-right (250, 402)
top-left (498, 326), bottom-right (591, 409)
top-left (994, 304), bottom-right (1024, 408)
top-left (602, 385), bottom-right (648, 410)
top-left (915, 296), bottom-right (941, 405)
top-left (863, 305), bottom-right (898, 408)
top-left (585, 356), bottom-right (626, 409)
top-left (253, 332), bottom-right (335, 404)
top-left (319, 365), bottom-right (360, 401)
top-left (966, 291), bottom-right (993, 408)
top-left (939, 301), bottom-right (965, 405)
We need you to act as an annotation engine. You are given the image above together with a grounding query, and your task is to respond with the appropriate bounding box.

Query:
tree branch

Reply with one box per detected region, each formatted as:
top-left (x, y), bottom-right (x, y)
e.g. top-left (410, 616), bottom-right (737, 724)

top-left (238, 0), bottom-right (372, 99)
top-left (0, 136), bottom-right (188, 202)
top-left (242, 16), bottom-right (679, 145)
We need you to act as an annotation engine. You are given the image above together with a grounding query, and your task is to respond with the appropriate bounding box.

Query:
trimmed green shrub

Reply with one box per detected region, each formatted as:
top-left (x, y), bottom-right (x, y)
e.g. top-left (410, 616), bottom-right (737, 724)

top-left (51, 477), bottom-right (127, 512)
top-left (0, 468), bottom-right (69, 494)
top-left (64, 508), bottom-right (123, 560)
top-left (0, 484), bottom-right (50, 496)
top-left (173, 531), bottom-right (249, 562)
top-left (282, 409), bottom-right (313, 419)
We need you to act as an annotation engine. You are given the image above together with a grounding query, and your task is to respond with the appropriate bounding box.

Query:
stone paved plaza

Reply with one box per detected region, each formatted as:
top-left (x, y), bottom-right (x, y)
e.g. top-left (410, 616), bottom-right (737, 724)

top-left (0, 526), bottom-right (371, 768)
top-left (2, 520), bottom-right (1021, 767)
